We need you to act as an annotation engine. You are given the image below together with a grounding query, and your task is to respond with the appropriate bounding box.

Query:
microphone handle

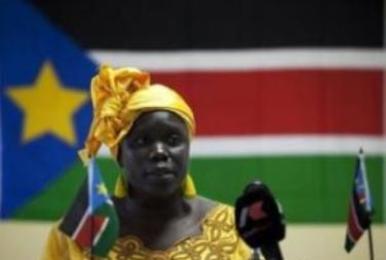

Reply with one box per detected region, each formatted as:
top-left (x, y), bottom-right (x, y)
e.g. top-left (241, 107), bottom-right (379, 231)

top-left (260, 243), bottom-right (284, 260)
top-left (251, 249), bottom-right (261, 260)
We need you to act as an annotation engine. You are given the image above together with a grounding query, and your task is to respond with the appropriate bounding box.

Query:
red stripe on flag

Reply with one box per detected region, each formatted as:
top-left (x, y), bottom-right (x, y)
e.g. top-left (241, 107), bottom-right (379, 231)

top-left (74, 215), bottom-right (106, 248)
top-left (152, 70), bottom-right (382, 135)
top-left (347, 200), bottom-right (364, 241)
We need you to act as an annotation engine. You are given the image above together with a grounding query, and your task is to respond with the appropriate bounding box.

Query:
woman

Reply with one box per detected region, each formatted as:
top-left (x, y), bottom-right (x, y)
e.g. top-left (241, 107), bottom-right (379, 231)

top-left (43, 66), bottom-right (253, 259)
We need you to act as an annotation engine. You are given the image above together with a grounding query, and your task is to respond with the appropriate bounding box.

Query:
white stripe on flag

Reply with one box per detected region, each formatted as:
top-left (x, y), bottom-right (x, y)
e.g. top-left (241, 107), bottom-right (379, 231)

top-left (71, 207), bottom-right (91, 240)
top-left (97, 135), bottom-right (385, 157)
top-left (93, 218), bottom-right (109, 246)
top-left (89, 49), bottom-right (386, 71)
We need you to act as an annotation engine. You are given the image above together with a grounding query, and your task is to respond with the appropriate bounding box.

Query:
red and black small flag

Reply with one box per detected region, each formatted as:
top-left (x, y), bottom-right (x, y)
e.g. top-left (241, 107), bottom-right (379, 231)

top-left (344, 149), bottom-right (373, 252)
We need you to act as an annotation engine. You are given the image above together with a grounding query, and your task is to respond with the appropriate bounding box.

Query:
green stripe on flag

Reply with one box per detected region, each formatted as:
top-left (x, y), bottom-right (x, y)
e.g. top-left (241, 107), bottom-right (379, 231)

top-left (13, 156), bottom-right (383, 223)
top-left (12, 160), bottom-right (120, 221)
top-left (190, 155), bottom-right (383, 223)
top-left (93, 203), bottom-right (119, 257)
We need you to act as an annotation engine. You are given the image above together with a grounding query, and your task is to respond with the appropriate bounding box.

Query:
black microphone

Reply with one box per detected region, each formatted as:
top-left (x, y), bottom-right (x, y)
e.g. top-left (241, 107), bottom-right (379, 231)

top-left (235, 180), bottom-right (285, 260)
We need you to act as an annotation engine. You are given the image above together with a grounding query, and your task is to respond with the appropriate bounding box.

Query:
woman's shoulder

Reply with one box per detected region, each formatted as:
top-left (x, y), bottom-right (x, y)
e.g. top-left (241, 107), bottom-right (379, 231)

top-left (192, 196), bottom-right (235, 223)
top-left (192, 196), bottom-right (217, 214)
top-left (190, 197), bottom-right (253, 259)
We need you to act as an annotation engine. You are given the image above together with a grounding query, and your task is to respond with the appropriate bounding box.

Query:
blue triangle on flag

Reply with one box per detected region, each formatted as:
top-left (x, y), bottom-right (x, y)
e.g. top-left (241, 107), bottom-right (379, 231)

top-left (0, 0), bottom-right (97, 218)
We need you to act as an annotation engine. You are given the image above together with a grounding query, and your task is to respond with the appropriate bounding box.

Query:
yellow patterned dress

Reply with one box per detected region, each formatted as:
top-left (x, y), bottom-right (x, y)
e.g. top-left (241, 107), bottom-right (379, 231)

top-left (43, 204), bottom-right (252, 259)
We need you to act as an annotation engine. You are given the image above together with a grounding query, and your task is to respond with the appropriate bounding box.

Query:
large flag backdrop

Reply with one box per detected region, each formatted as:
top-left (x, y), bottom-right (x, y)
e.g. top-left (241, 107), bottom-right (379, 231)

top-left (0, 0), bottom-right (384, 223)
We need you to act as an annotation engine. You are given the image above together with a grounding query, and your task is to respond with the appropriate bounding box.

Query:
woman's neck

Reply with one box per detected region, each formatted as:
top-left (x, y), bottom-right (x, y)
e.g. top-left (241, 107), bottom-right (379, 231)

top-left (120, 192), bottom-right (193, 221)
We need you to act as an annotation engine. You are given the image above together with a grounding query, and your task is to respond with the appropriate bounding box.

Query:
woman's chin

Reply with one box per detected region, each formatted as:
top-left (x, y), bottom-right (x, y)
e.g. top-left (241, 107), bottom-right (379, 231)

top-left (143, 183), bottom-right (182, 198)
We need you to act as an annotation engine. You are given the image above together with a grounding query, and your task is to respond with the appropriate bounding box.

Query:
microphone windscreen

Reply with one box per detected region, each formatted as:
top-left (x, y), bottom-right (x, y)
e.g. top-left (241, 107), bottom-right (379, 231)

top-left (235, 181), bottom-right (285, 249)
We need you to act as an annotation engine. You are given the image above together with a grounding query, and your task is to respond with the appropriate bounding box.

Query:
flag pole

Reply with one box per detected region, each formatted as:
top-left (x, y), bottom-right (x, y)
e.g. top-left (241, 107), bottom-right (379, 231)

top-left (88, 159), bottom-right (94, 260)
top-left (360, 148), bottom-right (374, 260)
top-left (367, 224), bottom-right (374, 260)
top-left (90, 210), bottom-right (94, 260)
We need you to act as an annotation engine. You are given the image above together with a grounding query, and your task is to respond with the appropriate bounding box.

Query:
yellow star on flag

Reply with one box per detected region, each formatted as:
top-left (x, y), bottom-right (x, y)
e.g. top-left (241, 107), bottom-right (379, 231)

top-left (6, 61), bottom-right (88, 145)
top-left (97, 183), bottom-right (108, 196)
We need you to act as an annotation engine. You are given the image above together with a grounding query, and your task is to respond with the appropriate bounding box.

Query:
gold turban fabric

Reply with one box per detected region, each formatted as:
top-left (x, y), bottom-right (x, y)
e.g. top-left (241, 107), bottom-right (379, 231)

top-left (79, 65), bottom-right (196, 198)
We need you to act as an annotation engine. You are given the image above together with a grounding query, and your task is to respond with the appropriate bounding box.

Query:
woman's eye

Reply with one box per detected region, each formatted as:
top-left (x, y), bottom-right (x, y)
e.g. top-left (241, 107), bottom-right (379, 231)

top-left (167, 135), bottom-right (181, 146)
top-left (133, 136), bottom-right (148, 146)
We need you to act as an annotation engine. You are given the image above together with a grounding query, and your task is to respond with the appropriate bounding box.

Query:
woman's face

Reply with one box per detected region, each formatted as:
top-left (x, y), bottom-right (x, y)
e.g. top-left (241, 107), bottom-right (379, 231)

top-left (118, 110), bottom-right (190, 198)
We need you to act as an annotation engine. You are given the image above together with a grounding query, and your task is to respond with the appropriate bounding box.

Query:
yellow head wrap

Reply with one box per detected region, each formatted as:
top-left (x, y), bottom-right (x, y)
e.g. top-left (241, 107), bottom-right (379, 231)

top-left (79, 65), bottom-right (196, 198)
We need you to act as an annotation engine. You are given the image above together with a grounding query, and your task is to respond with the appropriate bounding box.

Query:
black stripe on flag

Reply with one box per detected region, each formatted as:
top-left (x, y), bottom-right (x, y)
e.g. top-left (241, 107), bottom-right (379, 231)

top-left (59, 179), bottom-right (88, 236)
top-left (32, 0), bottom-right (383, 49)
top-left (352, 188), bottom-right (371, 230)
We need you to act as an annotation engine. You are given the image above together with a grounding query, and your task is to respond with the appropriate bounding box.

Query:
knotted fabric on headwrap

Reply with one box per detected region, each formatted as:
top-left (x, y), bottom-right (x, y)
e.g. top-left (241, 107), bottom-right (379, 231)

top-left (79, 65), bottom-right (196, 198)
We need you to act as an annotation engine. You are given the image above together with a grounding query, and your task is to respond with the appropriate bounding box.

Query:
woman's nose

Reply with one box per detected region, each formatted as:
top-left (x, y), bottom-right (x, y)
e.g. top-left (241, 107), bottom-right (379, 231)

top-left (149, 142), bottom-right (169, 162)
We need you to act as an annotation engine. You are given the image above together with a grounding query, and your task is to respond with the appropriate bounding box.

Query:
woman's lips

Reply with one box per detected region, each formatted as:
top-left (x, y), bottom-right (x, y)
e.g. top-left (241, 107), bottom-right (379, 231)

top-left (146, 167), bottom-right (175, 181)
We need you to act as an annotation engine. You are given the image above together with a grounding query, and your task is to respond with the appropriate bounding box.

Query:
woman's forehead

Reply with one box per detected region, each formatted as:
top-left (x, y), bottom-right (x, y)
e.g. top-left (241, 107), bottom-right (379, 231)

top-left (130, 110), bottom-right (188, 134)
